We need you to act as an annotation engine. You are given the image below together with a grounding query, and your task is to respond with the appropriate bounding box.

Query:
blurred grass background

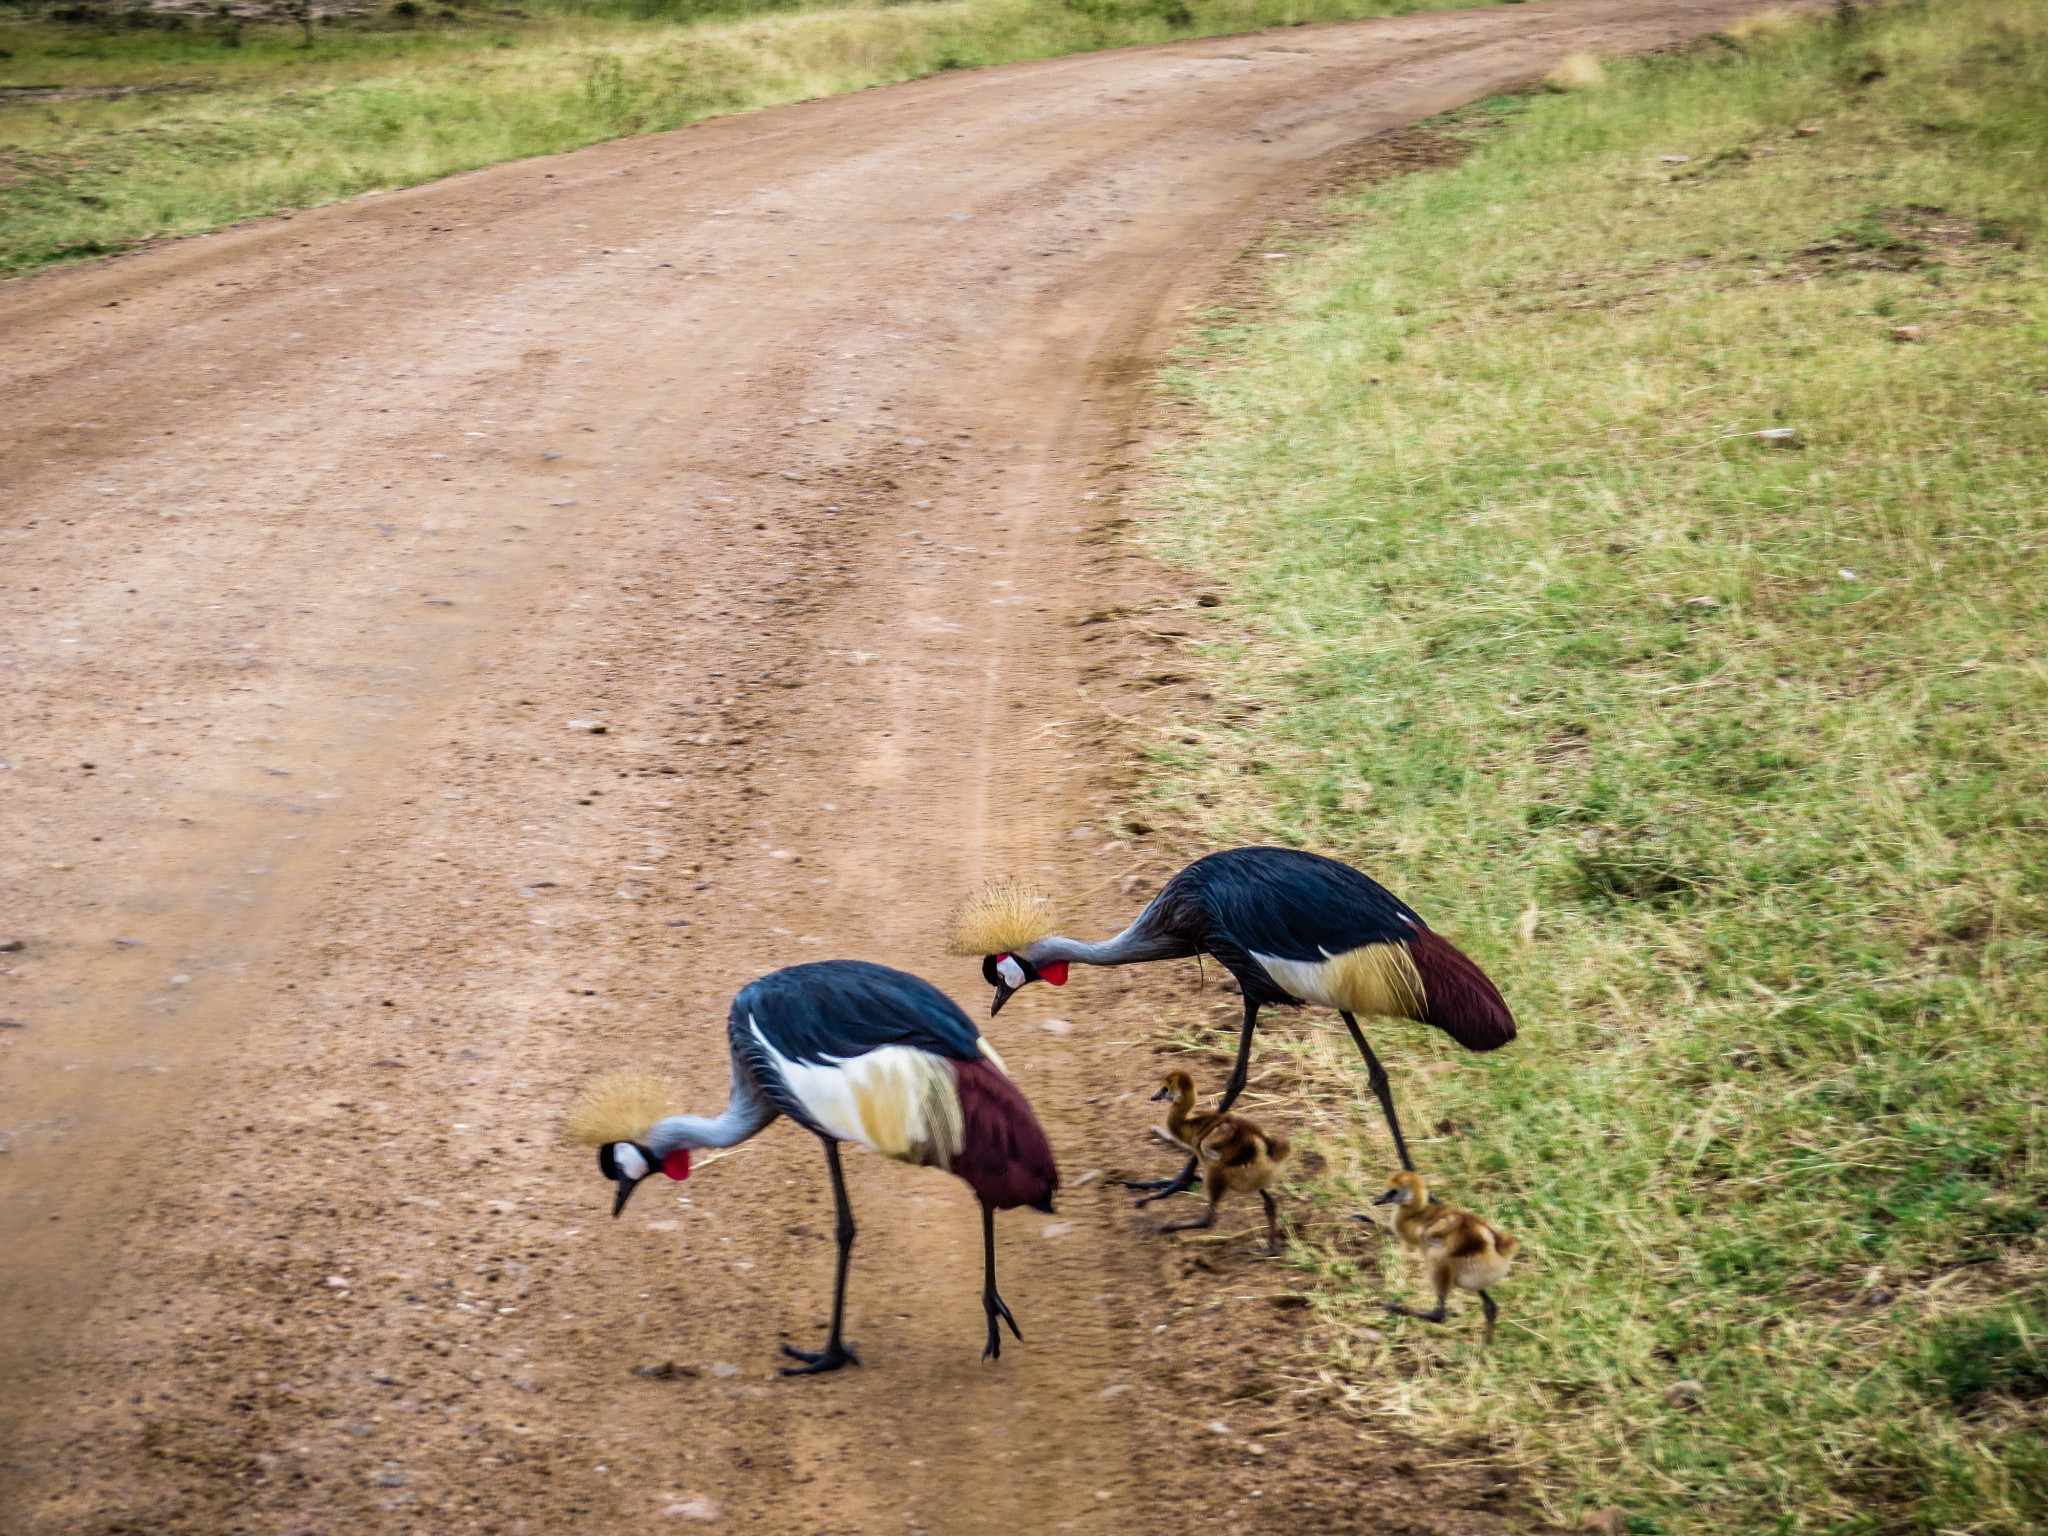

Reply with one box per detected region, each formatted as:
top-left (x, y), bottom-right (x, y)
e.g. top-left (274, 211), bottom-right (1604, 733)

top-left (0, 0), bottom-right (1503, 274)
top-left (1136, 1), bottom-right (2048, 1529)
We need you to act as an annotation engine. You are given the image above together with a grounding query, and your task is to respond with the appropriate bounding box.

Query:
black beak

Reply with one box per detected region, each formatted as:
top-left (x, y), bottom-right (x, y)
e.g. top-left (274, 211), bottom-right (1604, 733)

top-left (990, 982), bottom-right (1016, 1017)
top-left (612, 1174), bottom-right (646, 1219)
top-left (600, 1144), bottom-right (657, 1219)
top-left (1371, 1189), bottom-right (1400, 1207)
top-left (1150, 1085), bottom-right (1171, 1102)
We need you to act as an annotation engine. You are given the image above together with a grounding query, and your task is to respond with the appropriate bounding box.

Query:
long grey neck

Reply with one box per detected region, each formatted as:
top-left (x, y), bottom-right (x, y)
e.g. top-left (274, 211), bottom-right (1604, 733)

top-left (647, 1064), bottom-right (777, 1156)
top-left (1023, 917), bottom-right (1192, 968)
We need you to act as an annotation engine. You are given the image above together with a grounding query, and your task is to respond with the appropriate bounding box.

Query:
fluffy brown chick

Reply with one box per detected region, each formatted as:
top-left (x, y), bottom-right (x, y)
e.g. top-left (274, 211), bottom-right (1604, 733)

top-left (1150, 1070), bottom-right (1291, 1254)
top-left (1151, 1068), bottom-right (1222, 1150)
top-left (1363, 1169), bottom-right (1518, 1344)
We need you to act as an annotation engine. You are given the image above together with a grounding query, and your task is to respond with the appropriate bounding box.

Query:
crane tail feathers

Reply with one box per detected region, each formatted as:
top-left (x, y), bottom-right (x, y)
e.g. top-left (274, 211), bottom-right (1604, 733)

top-left (951, 1058), bottom-right (1059, 1212)
top-left (1406, 929), bottom-right (1517, 1051)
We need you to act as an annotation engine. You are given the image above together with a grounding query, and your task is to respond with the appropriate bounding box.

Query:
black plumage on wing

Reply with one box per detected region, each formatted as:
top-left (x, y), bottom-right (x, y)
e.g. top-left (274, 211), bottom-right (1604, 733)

top-left (1145, 848), bottom-right (1429, 1005)
top-left (736, 958), bottom-right (985, 1065)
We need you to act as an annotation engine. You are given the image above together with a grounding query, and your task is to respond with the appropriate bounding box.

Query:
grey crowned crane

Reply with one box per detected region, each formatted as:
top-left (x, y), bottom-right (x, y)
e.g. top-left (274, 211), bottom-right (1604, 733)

top-left (567, 959), bottom-right (1058, 1375)
top-left (948, 848), bottom-right (1514, 1197)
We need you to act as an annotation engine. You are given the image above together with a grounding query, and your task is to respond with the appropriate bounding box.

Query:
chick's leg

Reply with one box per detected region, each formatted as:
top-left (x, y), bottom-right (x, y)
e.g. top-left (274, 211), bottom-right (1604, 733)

top-left (1156, 1201), bottom-right (1219, 1235)
top-left (1158, 1169), bottom-right (1226, 1235)
top-left (1260, 1188), bottom-right (1282, 1256)
top-left (1384, 1266), bottom-right (1451, 1326)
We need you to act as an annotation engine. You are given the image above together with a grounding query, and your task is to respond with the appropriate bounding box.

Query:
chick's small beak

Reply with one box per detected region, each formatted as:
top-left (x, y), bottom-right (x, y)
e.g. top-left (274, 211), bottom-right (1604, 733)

top-left (1371, 1189), bottom-right (1401, 1206)
top-left (1150, 1084), bottom-right (1172, 1102)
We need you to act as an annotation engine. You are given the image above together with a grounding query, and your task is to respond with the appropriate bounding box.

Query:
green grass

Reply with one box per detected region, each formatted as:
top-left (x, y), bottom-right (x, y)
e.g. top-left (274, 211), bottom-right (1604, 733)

top-left (0, 0), bottom-right (1500, 275)
top-left (1137, 2), bottom-right (2048, 1530)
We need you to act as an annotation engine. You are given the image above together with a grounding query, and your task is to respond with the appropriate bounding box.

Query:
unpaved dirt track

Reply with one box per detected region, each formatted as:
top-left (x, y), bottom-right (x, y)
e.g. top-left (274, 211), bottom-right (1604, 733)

top-left (3, 3), bottom-right (1793, 1529)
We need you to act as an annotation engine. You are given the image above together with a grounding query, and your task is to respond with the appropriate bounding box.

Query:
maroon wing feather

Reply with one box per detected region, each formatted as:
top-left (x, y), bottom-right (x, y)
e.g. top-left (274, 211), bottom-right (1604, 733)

top-left (1407, 929), bottom-right (1517, 1052)
top-left (951, 1058), bottom-right (1059, 1212)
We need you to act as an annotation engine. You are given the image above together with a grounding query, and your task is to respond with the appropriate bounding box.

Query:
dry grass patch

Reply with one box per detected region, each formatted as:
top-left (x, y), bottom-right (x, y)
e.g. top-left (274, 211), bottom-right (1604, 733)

top-left (1543, 49), bottom-right (1603, 91)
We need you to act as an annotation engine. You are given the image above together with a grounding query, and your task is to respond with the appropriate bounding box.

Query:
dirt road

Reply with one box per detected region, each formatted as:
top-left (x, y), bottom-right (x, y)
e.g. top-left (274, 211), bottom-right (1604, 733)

top-left (1, 3), bottom-right (1786, 1529)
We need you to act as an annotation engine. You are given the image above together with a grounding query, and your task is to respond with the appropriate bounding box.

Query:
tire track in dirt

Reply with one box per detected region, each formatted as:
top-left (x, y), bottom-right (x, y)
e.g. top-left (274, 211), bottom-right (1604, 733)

top-left (0, 2), bottom-right (1808, 1529)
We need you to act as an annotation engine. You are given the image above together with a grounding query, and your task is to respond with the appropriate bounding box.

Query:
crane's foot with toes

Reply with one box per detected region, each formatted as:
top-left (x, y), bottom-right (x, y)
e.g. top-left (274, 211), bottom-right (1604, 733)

top-left (779, 1340), bottom-right (861, 1376)
top-left (982, 1288), bottom-right (1022, 1362)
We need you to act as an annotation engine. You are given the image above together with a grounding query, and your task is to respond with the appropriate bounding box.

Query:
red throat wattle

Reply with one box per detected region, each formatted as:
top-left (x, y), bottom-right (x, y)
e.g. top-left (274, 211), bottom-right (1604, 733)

top-left (1039, 962), bottom-right (1069, 986)
top-left (663, 1149), bottom-right (692, 1181)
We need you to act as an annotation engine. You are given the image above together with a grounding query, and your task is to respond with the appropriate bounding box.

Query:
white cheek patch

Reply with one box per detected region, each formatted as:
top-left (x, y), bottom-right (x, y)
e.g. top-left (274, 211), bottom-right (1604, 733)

top-left (613, 1144), bottom-right (650, 1181)
top-left (995, 956), bottom-right (1026, 990)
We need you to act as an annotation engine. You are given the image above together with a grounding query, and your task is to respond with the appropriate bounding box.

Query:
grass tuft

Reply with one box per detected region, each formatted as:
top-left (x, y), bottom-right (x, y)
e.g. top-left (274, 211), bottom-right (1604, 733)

top-left (1918, 1305), bottom-right (2048, 1407)
top-left (1141, 1), bottom-right (2048, 1530)
top-left (1543, 49), bottom-right (1603, 92)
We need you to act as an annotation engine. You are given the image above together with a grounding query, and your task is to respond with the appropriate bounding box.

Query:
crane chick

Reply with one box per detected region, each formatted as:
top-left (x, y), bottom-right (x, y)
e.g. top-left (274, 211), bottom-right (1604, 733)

top-left (1150, 1069), bottom-right (1291, 1254)
top-left (1362, 1169), bottom-right (1517, 1345)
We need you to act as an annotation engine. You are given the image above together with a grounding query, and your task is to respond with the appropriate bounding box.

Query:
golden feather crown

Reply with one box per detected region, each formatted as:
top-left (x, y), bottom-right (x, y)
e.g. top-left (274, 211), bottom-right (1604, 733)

top-left (944, 879), bottom-right (1059, 957)
top-left (564, 1069), bottom-right (675, 1148)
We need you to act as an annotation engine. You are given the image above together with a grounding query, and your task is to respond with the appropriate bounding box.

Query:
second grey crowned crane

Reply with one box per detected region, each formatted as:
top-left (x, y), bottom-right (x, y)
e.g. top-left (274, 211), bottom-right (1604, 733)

top-left (568, 960), bottom-right (1059, 1375)
top-left (948, 848), bottom-right (1515, 1197)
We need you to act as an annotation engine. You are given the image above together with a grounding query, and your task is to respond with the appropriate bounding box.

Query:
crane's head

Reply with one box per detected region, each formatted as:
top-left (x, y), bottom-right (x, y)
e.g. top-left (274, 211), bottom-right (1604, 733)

top-left (566, 1070), bottom-right (692, 1217)
top-left (597, 1141), bottom-right (692, 1218)
top-left (981, 951), bottom-right (1068, 1016)
top-left (946, 881), bottom-right (1064, 1016)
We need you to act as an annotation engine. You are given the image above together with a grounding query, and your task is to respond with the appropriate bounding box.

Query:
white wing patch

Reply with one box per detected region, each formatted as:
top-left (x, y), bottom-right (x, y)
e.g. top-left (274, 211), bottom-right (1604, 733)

top-left (1250, 942), bottom-right (1425, 1019)
top-left (751, 1026), bottom-right (964, 1168)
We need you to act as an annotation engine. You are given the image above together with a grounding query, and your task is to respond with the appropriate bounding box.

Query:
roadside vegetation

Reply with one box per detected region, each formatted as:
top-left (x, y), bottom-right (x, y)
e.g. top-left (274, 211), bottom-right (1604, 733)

top-left (0, 0), bottom-right (1503, 275)
top-left (1140, 1), bottom-right (2048, 1529)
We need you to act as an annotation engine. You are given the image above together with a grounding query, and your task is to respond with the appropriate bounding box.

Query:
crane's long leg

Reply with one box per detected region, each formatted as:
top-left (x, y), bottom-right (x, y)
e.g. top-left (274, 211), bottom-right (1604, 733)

top-left (1339, 1011), bottom-right (1414, 1173)
top-left (1127, 994), bottom-right (1260, 1205)
top-left (780, 1138), bottom-right (861, 1376)
top-left (980, 1201), bottom-right (1022, 1363)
